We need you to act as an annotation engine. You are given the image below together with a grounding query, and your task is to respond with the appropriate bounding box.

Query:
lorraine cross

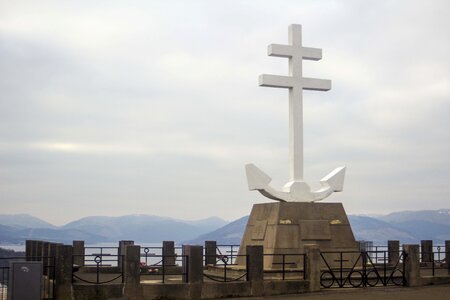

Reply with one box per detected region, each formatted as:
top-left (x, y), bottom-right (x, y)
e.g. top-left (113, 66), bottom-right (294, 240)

top-left (245, 24), bottom-right (346, 202)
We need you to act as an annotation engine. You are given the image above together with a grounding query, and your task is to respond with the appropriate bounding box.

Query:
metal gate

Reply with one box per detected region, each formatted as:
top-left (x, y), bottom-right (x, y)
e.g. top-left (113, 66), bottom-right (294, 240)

top-left (320, 251), bottom-right (406, 288)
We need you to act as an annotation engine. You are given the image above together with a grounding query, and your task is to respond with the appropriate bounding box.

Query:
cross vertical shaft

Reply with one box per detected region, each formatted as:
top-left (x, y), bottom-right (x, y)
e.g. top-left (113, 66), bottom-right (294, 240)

top-left (289, 25), bottom-right (304, 181)
top-left (259, 24), bottom-right (331, 185)
top-left (247, 24), bottom-right (346, 203)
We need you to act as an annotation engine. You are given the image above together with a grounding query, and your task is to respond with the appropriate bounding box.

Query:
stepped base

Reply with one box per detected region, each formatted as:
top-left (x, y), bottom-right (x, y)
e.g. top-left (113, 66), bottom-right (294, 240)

top-left (236, 202), bottom-right (358, 268)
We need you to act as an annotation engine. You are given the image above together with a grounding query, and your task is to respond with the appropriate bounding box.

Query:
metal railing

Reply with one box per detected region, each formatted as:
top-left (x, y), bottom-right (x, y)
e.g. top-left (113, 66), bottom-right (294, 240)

top-left (419, 250), bottom-right (449, 276)
top-left (263, 253), bottom-right (306, 280)
top-left (139, 253), bottom-right (188, 283)
top-left (84, 246), bottom-right (119, 266)
top-left (370, 246), bottom-right (387, 263)
top-left (216, 245), bottom-right (240, 265)
top-left (432, 245), bottom-right (446, 263)
top-left (203, 254), bottom-right (247, 282)
top-left (72, 254), bottom-right (124, 285)
top-left (141, 247), bottom-right (164, 266)
top-left (320, 251), bottom-right (405, 288)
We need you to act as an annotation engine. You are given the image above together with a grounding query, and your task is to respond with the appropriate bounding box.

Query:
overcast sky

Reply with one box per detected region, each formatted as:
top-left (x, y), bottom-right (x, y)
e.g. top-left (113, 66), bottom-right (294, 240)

top-left (1, 0), bottom-right (449, 226)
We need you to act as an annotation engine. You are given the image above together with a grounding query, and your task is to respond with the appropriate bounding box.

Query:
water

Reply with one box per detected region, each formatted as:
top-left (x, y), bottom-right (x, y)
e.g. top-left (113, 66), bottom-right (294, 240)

top-left (0, 243), bottom-right (241, 265)
top-left (0, 242), bottom-right (163, 253)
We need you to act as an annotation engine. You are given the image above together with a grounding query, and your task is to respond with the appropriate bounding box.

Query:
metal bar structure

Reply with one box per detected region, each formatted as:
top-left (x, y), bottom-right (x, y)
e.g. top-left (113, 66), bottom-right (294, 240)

top-left (140, 245), bottom-right (185, 266)
top-left (139, 252), bottom-right (188, 284)
top-left (319, 251), bottom-right (406, 288)
top-left (262, 253), bottom-right (306, 280)
top-left (418, 249), bottom-right (449, 277)
top-left (84, 246), bottom-right (119, 267)
top-left (216, 245), bottom-right (240, 265)
top-left (203, 254), bottom-right (248, 282)
top-left (72, 254), bottom-right (124, 284)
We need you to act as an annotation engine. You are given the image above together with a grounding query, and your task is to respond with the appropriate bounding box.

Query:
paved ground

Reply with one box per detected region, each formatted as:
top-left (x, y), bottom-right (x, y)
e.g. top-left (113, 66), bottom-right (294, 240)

top-left (219, 284), bottom-right (450, 300)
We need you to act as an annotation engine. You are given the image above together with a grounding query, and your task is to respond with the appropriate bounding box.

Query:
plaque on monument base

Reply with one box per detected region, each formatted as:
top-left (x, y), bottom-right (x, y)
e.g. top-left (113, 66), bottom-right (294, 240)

top-left (236, 202), bottom-right (359, 269)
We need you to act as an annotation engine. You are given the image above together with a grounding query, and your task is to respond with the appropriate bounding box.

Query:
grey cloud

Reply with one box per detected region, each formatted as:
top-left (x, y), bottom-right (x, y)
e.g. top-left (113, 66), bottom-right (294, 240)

top-left (0, 0), bottom-right (449, 224)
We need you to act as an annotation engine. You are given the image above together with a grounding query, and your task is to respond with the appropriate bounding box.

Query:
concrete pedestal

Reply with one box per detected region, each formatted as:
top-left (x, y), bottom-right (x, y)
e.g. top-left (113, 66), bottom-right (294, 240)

top-left (162, 241), bottom-right (176, 267)
top-left (404, 244), bottom-right (420, 287)
top-left (421, 240), bottom-right (433, 263)
top-left (236, 202), bottom-right (358, 268)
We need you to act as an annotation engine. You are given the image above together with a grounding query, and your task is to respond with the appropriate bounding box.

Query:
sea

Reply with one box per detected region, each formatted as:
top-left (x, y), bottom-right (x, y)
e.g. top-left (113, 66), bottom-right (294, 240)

top-left (0, 242), bottom-right (163, 253)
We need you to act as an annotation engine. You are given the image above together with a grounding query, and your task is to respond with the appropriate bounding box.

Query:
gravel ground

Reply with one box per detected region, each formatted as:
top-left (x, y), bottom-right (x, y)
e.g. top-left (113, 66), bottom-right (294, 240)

top-left (215, 284), bottom-right (450, 300)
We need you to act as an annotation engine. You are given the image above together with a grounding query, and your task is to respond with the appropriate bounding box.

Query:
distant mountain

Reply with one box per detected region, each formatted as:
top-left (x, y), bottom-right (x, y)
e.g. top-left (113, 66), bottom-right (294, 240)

top-left (0, 223), bottom-right (108, 244)
top-left (187, 209), bottom-right (450, 246)
top-left (0, 224), bottom-right (25, 244)
top-left (382, 220), bottom-right (450, 242)
top-left (2, 209), bottom-right (449, 246)
top-left (0, 214), bottom-right (228, 245)
top-left (378, 209), bottom-right (450, 226)
top-left (62, 214), bottom-right (228, 242)
top-left (347, 216), bottom-right (417, 243)
top-left (186, 216), bottom-right (249, 245)
top-left (183, 217), bottom-right (228, 229)
top-left (0, 214), bottom-right (56, 229)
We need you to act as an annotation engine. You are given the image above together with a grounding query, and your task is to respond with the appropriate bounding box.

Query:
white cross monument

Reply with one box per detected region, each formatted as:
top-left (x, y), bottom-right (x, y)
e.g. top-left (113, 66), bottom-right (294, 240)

top-left (246, 24), bottom-right (346, 202)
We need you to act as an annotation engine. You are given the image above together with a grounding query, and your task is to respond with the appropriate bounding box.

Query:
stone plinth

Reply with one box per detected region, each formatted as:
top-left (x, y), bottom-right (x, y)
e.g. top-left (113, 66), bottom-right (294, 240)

top-left (162, 241), bottom-right (176, 266)
top-left (236, 202), bottom-right (358, 268)
top-left (73, 240), bottom-right (85, 267)
top-left (182, 245), bottom-right (204, 284)
top-left (205, 241), bottom-right (217, 266)
top-left (421, 240), bottom-right (433, 263)
top-left (305, 244), bottom-right (321, 292)
top-left (404, 244), bottom-right (420, 287)
top-left (55, 245), bottom-right (74, 300)
top-left (388, 240), bottom-right (400, 265)
top-left (124, 245), bottom-right (142, 299)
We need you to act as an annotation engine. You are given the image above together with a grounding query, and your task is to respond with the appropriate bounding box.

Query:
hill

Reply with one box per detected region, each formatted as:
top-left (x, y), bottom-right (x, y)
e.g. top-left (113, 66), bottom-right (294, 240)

top-left (186, 216), bottom-right (249, 245)
top-left (0, 223), bottom-right (109, 244)
top-left (0, 214), bottom-right (228, 244)
top-left (378, 209), bottom-right (450, 225)
top-left (187, 209), bottom-right (450, 245)
top-left (0, 214), bottom-right (55, 229)
top-left (347, 215), bottom-right (417, 243)
top-left (2, 209), bottom-right (449, 246)
top-left (62, 214), bottom-right (228, 242)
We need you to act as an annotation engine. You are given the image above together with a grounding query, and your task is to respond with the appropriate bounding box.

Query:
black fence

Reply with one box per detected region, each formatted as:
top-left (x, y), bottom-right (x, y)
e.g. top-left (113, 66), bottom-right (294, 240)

top-left (203, 254), bottom-right (248, 282)
top-left (263, 253), bottom-right (306, 280)
top-left (72, 254), bottom-right (124, 285)
top-left (139, 246), bottom-right (188, 284)
top-left (431, 245), bottom-right (446, 263)
top-left (320, 251), bottom-right (406, 288)
top-left (216, 245), bottom-right (240, 265)
top-left (84, 246), bottom-right (119, 266)
top-left (419, 250), bottom-right (449, 276)
top-left (141, 247), bottom-right (163, 266)
top-left (140, 255), bottom-right (189, 283)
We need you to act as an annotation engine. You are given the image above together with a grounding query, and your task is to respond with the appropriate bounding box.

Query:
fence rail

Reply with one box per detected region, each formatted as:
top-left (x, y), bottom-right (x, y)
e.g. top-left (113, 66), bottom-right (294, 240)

top-left (140, 254), bottom-right (188, 283)
top-left (320, 251), bottom-right (406, 288)
top-left (263, 253), bottom-right (306, 280)
top-left (72, 254), bottom-right (124, 285)
top-left (216, 245), bottom-right (240, 265)
top-left (203, 254), bottom-right (247, 282)
top-left (419, 250), bottom-right (449, 276)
